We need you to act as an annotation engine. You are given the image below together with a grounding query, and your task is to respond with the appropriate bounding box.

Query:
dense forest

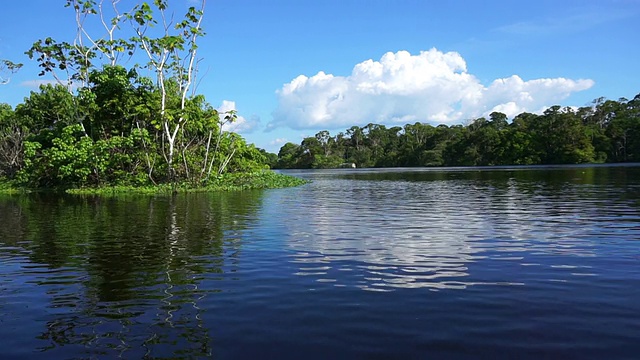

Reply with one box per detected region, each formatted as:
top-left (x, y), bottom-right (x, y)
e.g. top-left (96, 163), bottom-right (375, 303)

top-left (0, 70), bottom-right (272, 188)
top-left (274, 95), bottom-right (640, 169)
top-left (0, 0), bottom-right (280, 191)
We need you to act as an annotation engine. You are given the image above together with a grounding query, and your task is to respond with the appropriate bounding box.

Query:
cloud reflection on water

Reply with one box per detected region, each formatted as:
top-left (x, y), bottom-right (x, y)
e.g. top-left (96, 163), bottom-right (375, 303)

top-left (277, 170), bottom-right (631, 291)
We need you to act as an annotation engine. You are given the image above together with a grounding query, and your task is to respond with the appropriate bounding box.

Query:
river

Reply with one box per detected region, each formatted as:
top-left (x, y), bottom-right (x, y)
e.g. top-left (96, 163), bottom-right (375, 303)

top-left (1, 165), bottom-right (639, 359)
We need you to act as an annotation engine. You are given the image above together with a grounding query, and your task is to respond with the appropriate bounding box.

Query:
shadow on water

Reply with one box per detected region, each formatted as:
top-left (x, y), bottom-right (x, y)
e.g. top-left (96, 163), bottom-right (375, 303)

top-left (0, 191), bottom-right (265, 359)
top-left (315, 163), bottom-right (640, 185)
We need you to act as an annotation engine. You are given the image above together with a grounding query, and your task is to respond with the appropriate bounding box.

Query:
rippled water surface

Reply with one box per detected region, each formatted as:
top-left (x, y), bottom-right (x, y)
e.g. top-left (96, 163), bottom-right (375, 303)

top-left (1, 165), bottom-right (640, 359)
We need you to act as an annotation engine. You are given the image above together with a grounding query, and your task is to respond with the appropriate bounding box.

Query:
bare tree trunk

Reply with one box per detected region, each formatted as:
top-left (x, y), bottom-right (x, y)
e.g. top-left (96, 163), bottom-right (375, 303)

top-left (218, 148), bottom-right (236, 176)
top-left (136, 121), bottom-right (156, 184)
top-left (200, 130), bottom-right (213, 181)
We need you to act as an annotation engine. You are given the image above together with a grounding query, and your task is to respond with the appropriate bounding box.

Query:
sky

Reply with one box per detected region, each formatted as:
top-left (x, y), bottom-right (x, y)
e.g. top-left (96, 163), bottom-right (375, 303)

top-left (1, 0), bottom-right (639, 153)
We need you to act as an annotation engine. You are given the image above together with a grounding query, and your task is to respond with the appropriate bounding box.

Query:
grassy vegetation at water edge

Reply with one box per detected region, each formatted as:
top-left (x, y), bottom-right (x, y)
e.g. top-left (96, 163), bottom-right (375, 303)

top-left (0, 178), bottom-right (26, 194)
top-left (64, 171), bottom-right (308, 195)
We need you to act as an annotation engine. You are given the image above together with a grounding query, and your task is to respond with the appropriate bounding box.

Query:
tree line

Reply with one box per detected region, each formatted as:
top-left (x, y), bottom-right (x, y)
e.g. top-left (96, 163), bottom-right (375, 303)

top-left (274, 95), bottom-right (640, 169)
top-left (0, 0), bottom-right (273, 189)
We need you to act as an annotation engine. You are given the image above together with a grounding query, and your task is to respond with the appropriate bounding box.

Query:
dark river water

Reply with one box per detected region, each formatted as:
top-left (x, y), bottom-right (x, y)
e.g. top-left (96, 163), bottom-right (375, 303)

top-left (1, 165), bottom-right (640, 359)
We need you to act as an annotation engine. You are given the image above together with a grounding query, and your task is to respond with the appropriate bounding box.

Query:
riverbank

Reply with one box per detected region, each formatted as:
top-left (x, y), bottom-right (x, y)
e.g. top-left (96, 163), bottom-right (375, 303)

top-left (0, 171), bottom-right (308, 195)
top-left (0, 178), bottom-right (21, 194)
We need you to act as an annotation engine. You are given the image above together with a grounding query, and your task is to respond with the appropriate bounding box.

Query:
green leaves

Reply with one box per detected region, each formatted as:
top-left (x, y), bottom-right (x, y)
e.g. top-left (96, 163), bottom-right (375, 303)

top-left (25, 37), bottom-right (97, 84)
top-left (0, 59), bottom-right (23, 84)
top-left (65, 0), bottom-right (97, 14)
top-left (130, 2), bottom-right (156, 26)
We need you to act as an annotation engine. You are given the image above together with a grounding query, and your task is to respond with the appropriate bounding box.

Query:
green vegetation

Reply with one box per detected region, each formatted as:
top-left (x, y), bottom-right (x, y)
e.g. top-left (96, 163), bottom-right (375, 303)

top-left (0, 0), bottom-right (304, 194)
top-left (0, 177), bottom-right (22, 194)
top-left (275, 96), bottom-right (640, 169)
top-left (66, 171), bottom-right (308, 195)
top-left (0, 59), bottom-right (22, 85)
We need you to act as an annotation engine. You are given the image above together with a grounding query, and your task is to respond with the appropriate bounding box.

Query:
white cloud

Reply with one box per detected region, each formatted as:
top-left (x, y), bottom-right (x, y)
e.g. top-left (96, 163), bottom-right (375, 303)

top-left (217, 100), bottom-right (260, 134)
top-left (270, 137), bottom-right (287, 146)
top-left (20, 79), bottom-right (70, 89)
top-left (496, 9), bottom-right (633, 36)
top-left (268, 49), bottom-right (594, 130)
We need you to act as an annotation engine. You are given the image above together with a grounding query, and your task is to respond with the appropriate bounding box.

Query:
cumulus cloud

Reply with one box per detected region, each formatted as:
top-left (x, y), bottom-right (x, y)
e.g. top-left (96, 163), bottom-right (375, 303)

top-left (268, 49), bottom-right (594, 130)
top-left (217, 100), bottom-right (260, 134)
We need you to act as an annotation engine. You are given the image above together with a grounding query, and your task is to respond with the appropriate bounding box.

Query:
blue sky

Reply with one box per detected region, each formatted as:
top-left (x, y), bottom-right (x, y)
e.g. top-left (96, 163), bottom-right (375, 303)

top-left (1, 0), bottom-right (639, 153)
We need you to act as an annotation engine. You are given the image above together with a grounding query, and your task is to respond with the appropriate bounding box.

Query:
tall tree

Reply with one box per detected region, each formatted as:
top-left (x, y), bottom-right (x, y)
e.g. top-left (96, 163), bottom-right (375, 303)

top-left (127, 0), bottom-right (207, 182)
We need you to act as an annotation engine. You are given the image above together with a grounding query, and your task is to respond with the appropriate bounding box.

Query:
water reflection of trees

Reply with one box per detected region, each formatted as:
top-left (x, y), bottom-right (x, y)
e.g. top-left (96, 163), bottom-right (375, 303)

top-left (0, 191), bottom-right (264, 359)
top-left (283, 166), bottom-right (639, 291)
